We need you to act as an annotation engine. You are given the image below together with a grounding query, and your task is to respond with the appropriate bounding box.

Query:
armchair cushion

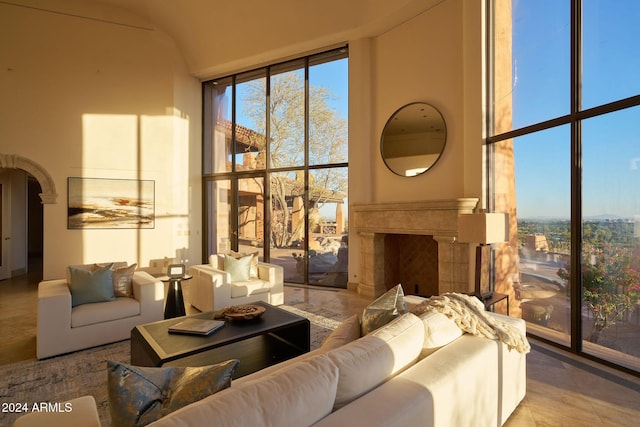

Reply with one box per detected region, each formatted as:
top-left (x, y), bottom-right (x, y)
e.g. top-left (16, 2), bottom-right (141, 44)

top-left (68, 264), bottom-right (116, 307)
top-left (71, 297), bottom-right (140, 328)
top-left (222, 254), bottom-right (252, 282)
top-left (230, 279), bottom-right (271, 298)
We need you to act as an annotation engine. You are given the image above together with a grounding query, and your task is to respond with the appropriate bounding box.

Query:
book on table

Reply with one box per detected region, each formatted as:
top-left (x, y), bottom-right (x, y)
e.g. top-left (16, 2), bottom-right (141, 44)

top-left (169, 318), bottom-right (225, 336)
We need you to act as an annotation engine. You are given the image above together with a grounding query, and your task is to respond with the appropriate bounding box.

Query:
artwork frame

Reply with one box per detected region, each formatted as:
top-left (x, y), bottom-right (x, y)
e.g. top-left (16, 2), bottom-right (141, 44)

top-left (67, 177), bottom-right (155, 229)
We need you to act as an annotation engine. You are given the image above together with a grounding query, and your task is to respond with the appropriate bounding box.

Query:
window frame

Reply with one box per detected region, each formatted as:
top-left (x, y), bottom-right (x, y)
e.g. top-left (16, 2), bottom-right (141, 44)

top-left (486, 0), bottom-right (640, 375)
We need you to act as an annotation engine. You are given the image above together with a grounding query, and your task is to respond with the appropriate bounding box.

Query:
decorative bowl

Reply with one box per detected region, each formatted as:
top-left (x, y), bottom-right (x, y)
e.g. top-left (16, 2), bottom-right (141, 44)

top-left (222, 304), bottom-right (266, 321)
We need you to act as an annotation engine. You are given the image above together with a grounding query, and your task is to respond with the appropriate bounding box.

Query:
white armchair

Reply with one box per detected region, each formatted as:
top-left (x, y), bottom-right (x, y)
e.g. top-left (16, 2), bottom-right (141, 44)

top-left (188, 254), bottom-right (284, 312)
top-left (37, 266), bottom-right (164, 359)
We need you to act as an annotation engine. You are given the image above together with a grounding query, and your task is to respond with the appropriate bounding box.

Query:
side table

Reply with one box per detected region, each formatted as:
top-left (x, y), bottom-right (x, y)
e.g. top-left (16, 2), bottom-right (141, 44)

top-left (482, 292), bottom-right (509, 315)
top-left (160, 275), bottom-right (192, 319)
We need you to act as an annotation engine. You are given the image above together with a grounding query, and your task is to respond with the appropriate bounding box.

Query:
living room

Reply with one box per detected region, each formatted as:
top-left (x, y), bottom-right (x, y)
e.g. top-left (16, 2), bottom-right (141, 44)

top-left (1, 0), bottom-right (640, 426)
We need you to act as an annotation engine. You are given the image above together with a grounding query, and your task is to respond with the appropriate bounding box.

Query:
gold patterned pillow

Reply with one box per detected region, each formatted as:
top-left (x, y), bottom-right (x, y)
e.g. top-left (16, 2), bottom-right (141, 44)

top-left (107, 359), bottom-right (239, 427)
top-left (111, 263), bottom-right (137, 297)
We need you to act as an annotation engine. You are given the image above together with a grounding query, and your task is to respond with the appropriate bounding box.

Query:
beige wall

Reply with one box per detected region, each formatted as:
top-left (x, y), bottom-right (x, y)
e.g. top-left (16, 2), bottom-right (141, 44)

top-left (0, 1), bottom-right (202, 279)
top-left (1, 0), bottom-right (484, 285)
top-left (347, 0), bottom-right (484, 286)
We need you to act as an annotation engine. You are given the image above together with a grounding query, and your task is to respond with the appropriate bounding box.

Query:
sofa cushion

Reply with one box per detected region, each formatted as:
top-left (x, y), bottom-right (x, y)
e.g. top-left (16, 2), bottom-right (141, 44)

top-left (361, 284), bottom-right (407, 335)
top-left (327, 312), bottom-right (425, 410)
top-left (68, 264), bottom-right (116, 307)
top-left (151, 354), bottom-right (339, 427)
top-left (222, 254), bottom-right (252, 282)
top-left (321, 314), bottom-right (361, 351)
top-left (71, 297), bottom-right (140, 328)
top-left (230, 279), bottom-right (270, 298)
top-left (419, 311), bottom-right (463, 357)
top-left (107, 359), bottom-right (238, 427)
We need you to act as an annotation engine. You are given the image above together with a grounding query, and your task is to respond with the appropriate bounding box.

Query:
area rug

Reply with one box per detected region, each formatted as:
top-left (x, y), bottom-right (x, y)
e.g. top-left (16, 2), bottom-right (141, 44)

top-left (0, 303), bottom-right (345, 426)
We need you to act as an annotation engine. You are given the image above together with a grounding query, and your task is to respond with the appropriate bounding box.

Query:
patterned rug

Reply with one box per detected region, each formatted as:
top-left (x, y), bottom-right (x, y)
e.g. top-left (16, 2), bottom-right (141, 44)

top-left (0, 303), bottom-right (346, 426)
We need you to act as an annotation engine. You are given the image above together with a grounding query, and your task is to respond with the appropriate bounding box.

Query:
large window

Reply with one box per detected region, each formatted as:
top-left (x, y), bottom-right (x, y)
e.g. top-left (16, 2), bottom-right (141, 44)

top-left (489, 0), bottom-right (640, 374)
top-left (203, 47), bottom-right (349, 287)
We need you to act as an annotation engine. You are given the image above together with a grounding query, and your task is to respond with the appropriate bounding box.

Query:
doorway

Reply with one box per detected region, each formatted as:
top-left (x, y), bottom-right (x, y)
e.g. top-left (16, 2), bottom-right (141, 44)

top-left (0, 169), bottom-right (43, 280)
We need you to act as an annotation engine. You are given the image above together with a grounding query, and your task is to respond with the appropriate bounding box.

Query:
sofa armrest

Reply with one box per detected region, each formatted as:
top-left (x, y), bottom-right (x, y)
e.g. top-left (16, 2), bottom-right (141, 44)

top-left (37, 279), bottom-right (72, 359)
top-left (13, 396), bottom-right (101, 427)
top-left (132, 271), bottom-right (165, 319)
top-left (257, 262), bottom-right (284, 305)
top-left (188, 265), bottom-right (232, 312)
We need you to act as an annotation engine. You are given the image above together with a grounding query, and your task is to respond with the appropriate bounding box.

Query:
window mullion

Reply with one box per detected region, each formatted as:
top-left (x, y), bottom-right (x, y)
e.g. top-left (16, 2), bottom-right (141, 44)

top-left (569, 0), bottom-right (583, 354)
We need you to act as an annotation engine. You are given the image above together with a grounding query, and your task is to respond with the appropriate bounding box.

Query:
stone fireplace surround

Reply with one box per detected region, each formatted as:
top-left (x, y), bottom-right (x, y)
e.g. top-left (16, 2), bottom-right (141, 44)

top-left (351, 198), bottom-right (479, 298)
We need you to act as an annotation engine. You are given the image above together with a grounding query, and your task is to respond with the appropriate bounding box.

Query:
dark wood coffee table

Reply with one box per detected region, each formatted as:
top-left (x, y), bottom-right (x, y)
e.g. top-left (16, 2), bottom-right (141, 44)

top-left (130, 301), bottom-right (310, 378)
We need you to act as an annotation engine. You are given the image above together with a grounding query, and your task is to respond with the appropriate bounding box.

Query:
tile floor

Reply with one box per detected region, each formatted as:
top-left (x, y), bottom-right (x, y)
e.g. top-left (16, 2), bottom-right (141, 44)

top-left (1, 270), bottom-right (639, 426)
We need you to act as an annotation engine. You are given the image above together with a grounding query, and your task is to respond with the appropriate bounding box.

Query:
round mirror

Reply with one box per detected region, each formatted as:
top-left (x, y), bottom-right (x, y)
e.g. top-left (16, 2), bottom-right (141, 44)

top-left (380, 102), bottom-right (447, 177)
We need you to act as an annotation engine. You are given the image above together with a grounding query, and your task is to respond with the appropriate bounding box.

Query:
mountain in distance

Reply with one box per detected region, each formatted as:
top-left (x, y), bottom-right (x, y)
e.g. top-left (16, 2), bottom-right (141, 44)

top-left (584, 213), bottom-right (627, 221)
top-left (520, 214), bottom-right (632, 221)
top-left (519, 215), bottom-right (569, 221)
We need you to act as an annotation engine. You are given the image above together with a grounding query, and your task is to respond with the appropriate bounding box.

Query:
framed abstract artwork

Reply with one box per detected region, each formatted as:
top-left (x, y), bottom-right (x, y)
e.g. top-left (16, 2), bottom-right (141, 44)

top-left (67, 177), bottom-right (155, 229)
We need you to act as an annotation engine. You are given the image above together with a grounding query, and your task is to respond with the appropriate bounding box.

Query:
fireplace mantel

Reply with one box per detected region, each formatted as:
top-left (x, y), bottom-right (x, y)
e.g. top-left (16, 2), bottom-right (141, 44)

top-left (352, 198), bottom-right (479, 298)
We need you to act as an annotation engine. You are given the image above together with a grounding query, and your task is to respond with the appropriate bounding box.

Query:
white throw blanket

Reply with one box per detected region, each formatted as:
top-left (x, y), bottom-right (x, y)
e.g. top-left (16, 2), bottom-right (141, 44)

top-left (411, 292), bottom-right (530, 353)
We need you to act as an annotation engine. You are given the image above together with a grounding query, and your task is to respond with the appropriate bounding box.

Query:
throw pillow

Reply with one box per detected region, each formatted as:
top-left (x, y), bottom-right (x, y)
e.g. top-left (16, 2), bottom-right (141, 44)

top-left (107, 359), bottom-right (239, 427)
top-left (68, 264), bottom-right (115, 307)
top-left (361, 284), bottom-right (407, 335)
top-left (226, 250), bottom-right (259, 278)
top-left (415, 310), bottom-right (463, 358)
top-left (155, 354), bottom-right (339, 427)
top-left (223, 254), bottom-right (252, 282)
top-left (320, 314), bottom-right (361, 351)
top-left (111, 263), bottom-right (137, 297)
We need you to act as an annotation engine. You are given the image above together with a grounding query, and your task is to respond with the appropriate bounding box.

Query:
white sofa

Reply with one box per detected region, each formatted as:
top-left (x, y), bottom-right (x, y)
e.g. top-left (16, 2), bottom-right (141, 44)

top-left (148, 299), bottom-right (527, 427)
top-left (37, 266), bottom-right (164, 359)
top-left (20, 295), bottom-right (527, 426)
top-left (188, 254), bottom-right (284, 312)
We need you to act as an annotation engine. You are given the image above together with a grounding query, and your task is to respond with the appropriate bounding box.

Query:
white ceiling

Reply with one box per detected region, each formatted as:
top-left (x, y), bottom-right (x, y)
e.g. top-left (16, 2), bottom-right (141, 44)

top-left (94, 0), bottom-right (446, 78)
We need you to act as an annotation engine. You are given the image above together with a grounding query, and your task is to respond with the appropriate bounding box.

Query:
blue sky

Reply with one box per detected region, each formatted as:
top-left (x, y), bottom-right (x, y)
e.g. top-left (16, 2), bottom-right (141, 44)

top-left (511, 0), bottom-right (640, 218)
top-left (233, 58), bottom-right (348, 130)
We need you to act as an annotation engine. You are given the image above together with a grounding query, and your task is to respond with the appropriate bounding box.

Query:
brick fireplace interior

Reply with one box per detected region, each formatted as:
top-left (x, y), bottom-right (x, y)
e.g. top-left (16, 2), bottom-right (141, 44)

top-left (384, 234), bottom-right (438, 296)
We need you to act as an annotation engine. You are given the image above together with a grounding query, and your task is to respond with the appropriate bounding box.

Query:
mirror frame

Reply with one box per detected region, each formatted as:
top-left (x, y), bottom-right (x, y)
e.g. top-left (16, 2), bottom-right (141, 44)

top-left (380, 102), bottom-right (447, 177)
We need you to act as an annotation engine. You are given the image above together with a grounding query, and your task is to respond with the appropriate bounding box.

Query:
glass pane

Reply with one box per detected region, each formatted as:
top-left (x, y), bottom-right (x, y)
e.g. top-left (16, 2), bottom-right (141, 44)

top-left (307, 168), bottom-right (348, 287)
top-left (236, 70), bottom-right (267, 171)
top-left (492, 0), bottom-right (570, 134)
top-left (582, 1), bottom-right (640, 109)
top-left (270, 171), bottom-right (305, 283)
top-left (206, 77), bottom-right (233, 174)
top-left (270, 63), bottom-right (305, 168)
top-left (309, 58), bottom-right (348, 165)
top-left (581, 107), bottom-right (640, 371)
top-left (238, 177), bottom-right (264, 260)
top-left (511, 126), bottom-right (571, 346)
top-left (206, 179), bottom-right (232, 256)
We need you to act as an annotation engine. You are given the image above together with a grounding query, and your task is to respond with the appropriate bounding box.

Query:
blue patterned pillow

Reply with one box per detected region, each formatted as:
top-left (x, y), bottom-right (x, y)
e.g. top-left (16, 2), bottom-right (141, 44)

top-left (108, 359), bottom-right (239, 427)
top-left (68, 263), bottom-right (115, 307)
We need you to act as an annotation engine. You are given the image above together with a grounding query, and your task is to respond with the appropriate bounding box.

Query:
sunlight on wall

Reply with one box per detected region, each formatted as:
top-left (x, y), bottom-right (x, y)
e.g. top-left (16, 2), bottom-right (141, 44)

top-left (81, 113), bottom-right (190, 269)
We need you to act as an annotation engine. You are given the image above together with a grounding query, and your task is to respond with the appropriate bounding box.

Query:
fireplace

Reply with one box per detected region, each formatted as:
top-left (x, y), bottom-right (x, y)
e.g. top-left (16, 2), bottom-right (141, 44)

top-left (351, 198), bottom-right (478, 298)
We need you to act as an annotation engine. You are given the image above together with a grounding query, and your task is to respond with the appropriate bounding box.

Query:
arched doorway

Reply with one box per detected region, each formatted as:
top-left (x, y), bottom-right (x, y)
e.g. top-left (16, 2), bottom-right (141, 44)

top-left (0, 154), bottom-right (56, 280)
